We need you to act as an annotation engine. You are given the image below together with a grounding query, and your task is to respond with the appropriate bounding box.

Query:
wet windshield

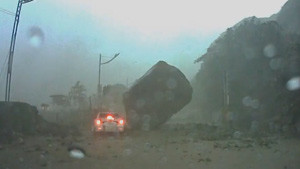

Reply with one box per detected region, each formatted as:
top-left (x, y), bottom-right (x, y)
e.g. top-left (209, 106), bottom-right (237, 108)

top-left (0, 0), bottom-right (300, 169)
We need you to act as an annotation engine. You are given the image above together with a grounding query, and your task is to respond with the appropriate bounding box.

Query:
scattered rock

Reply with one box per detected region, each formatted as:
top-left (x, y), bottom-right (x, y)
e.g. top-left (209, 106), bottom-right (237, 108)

top-left (198, 158), bottom-right (212, 163)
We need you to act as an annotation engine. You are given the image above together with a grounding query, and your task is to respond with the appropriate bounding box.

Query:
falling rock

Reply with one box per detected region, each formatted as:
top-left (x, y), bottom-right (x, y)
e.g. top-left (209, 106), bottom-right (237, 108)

top-left (123, 61), bottom-right (193, 129)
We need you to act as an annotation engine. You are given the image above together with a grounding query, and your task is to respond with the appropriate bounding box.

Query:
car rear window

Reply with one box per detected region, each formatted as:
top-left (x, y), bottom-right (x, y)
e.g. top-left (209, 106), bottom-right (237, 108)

top-left (99, 113), bottom-right (119, 118)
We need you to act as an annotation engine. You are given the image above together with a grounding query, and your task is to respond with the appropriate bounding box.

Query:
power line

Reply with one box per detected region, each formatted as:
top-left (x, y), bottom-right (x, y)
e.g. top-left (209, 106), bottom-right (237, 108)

top-left (0, 53), bottom-right (9, 78)
top-left (0, 7), bottom-right (15, 16)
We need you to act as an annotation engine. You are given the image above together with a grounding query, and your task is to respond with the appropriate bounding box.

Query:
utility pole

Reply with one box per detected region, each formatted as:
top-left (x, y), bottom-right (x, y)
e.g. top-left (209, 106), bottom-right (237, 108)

top-left (97, 54), bottom-right (102, 109)
top-left (97, 53), bottom-right (120, 109)
top-left (5, 0), bottom-right (35, 102)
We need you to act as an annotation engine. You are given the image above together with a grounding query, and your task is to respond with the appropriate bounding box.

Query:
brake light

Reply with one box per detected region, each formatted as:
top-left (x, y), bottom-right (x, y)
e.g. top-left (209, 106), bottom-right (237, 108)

top-left (95, 119), bottom-right (101, 125)
top-left (107, 115), bottom-right (114, 120)
top-left (119, 119), bottom-right (124, 125)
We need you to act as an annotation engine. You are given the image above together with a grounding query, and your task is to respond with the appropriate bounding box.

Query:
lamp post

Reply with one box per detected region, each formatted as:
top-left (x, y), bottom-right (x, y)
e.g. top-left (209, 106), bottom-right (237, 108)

top-left (5, 0), bottom-right (34, 102)
top-left (97, 53), bottom-right (120, 109)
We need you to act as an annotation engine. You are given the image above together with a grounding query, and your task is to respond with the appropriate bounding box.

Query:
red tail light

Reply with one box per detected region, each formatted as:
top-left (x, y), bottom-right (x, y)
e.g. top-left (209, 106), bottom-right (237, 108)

top-left (119, 119), bottom-right (124, 125)
top-left (95, 119), bottom-right (101, 125)
top-left (107, 115), bottom-right (114, 120)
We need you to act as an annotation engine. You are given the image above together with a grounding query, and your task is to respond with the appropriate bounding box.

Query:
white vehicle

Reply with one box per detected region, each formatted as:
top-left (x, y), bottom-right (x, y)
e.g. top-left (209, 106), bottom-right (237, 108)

top-left (92, 112), bottom-right (125, 136)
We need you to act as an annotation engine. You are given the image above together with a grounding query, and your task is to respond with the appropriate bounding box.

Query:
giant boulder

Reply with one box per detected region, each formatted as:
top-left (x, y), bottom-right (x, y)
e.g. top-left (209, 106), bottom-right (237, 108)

top-left (123, 61), bottom-right (193, 129)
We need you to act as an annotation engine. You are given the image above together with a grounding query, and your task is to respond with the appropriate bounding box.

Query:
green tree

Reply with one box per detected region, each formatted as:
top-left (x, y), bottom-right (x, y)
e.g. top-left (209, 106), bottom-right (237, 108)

top-left (68, 81), bottom-right (87, 109)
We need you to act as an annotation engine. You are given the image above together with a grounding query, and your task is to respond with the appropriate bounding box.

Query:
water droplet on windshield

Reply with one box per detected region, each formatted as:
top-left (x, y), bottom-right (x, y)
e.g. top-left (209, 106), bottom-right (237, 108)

top-left (29, 35), bottom-right (42, 47)
top-left (263, 44), bottom-right (276, 58)
top-left (250, 99), bottom-right (260, 109)
top-left (233, 131), bottom-right (242, 139)
top-left (68, 147), bottom-right (85, 159)
top-left (286, 77), bottom-right (300, 90)
top-left (27, 26), bottom-right (44, 48)
top-left (269, 58), bottom-right (282, 70)
top-left (242, 96), bottom-right (252, 107)
top-left (166, 78), bottom-right (177, 89)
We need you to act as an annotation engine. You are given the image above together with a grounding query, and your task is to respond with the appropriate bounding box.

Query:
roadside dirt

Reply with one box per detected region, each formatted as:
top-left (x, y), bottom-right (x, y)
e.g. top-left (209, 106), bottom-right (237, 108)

top-left (0, 126), bottom-right (299, 169)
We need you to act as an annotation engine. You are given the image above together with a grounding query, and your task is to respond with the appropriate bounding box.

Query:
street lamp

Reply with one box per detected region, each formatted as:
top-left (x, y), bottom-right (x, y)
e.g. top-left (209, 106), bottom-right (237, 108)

top-left (5, 0), bottom-right (35, 102)
top-left (98, 53), bottom-right (120, 108)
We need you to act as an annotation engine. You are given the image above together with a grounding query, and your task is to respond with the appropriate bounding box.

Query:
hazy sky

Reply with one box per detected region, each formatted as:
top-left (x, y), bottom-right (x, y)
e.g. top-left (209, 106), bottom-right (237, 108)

top-left (0, 0), bottom-right (287, 105)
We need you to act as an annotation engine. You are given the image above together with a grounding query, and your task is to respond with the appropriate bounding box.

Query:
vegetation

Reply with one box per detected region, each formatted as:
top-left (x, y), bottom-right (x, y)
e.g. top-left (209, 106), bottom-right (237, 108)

top-left (191, 17), bottom-right (300, 131)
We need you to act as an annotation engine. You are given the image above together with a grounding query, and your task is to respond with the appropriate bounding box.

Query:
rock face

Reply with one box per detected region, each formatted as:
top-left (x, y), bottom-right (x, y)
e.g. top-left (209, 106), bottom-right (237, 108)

top-left (0, 102), bottom-right (79, 143)
top-left (191, 0), bottom-right (300, 132)
top-left (0, 102), bottom-right (38, 134)
top-left (123, 61), bottom-right (193, 129)
top-left (0, 102), bottom-right (38, 143)
top-left (276, 0), bottom-right (300, 35)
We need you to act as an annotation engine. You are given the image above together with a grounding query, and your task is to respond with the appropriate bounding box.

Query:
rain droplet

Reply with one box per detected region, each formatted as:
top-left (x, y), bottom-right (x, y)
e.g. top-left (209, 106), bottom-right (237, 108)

top-left (166, 78), bottom-right (177, 89)
top-left (263, 44), bottom-right (276, 58)
top-left (250, 99), bottom-right (260, 109)
top-left (29, 35), bottom-right (42, 47)
top-left (269, 58), bottom-right (282, 70)
top-left (286, 77), bottom-right (300, 90)
top-left (233, 131), bottom-right (242, 139)
top-left (27, 26), bottom-right (44, 48)
top-left (242, 96), bottom-right (252, 107)
top-left (68, 147), bottom-right (85, 159)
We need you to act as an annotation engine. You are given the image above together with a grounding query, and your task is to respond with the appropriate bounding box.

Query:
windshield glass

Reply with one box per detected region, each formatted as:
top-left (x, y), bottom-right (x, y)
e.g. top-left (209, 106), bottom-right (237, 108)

top-left (0, 0), bottom-right (299, 169)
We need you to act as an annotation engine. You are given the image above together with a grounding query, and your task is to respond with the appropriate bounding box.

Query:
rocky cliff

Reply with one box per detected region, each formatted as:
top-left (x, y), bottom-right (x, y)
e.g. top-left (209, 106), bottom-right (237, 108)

top-left (190, 0), bottom-right (300, 133)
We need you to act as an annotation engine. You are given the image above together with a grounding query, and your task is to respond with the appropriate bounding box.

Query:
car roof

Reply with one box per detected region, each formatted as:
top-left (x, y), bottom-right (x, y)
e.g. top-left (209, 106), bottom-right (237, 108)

top-left (97, 111), bottom-right (118, 115)
top-left (97, 112), bottom-right (120, 117)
